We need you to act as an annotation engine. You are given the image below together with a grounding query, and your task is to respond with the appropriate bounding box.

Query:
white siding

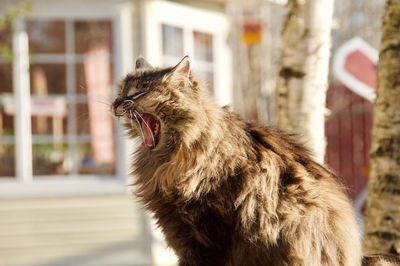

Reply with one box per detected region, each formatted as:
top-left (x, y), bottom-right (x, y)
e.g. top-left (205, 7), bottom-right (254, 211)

top-left (0, 195), bottom-right (151, 266)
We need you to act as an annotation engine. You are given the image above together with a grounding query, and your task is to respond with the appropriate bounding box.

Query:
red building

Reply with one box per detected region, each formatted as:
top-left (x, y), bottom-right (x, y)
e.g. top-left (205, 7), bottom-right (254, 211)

top-left (327, 37), bottom-right (377, 214)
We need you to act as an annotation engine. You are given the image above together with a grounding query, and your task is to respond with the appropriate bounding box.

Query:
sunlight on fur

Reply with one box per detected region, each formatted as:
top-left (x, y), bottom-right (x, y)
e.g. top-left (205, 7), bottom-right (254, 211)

top-left (111, 56), bottom-right (394, 266)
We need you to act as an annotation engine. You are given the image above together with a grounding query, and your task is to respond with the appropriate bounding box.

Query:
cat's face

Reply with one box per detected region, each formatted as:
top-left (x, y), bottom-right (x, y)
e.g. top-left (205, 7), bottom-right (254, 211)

top-left (112, 56), bottom-right (200, 151)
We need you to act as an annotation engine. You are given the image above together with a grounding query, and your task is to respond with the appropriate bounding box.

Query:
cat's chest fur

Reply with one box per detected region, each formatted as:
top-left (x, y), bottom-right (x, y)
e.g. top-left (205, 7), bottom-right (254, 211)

top-left (150, 188), bottom-right (236, 264)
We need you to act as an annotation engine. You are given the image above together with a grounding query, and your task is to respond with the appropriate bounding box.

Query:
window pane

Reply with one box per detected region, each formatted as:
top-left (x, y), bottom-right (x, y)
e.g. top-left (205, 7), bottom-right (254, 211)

top-left (76, 103), bottom-right (91, 135)
top-left (32, 143), bottom-right (69, 175)
top-left (0, 98), bottom-right (14, 136)
top-left (162, 24), bottom-right (183, 57)
top-left (27, 20), bottom-right (66, 54)
top-left (27, 18), bottom-right (117, 178)
top-left (74, 21), bottom-right (113, 55)
top-left (0, 144), bottom-right (15, 177)
top-left (31, 100), bottom-right (68, 135)
top-left (76, 102), bottom-right (90, 135)
top-left (76, 102), bottom-right (115, 136)
top-left (0, 23), bottom-right (15, 178)
top-left (196, 70), bottom-right (214, 94)
top-left (0, 83), bottom-right (15, 178)
top-left (30, 64), bottom-right (67, 95)
top-left (75, 62), bottom-right (114, 95)
top-left (193, 31), bottom-right (213, 62)
top-left (0, 24), bottom-right (13, 59)
top-left (0, 63), bottom-right (13, 93)
top-left (31, 98), bottom-right (68, 176)
top-left (75, 100), bottom-right (115, 162)
top-left (77, 142), bottom-right (116, 175)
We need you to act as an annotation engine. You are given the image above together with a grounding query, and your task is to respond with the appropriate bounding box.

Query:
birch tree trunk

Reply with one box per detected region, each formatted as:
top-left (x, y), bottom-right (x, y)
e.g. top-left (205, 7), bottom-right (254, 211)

top-left (363, 0), bottom-right (400, 255)
top-left (276, 0), bottom-right (334, 162)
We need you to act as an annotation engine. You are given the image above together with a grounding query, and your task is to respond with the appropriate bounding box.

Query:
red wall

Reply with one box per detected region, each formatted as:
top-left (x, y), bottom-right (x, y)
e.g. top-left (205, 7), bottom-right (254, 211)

top-left (325, 84), bottom-right (373, 201)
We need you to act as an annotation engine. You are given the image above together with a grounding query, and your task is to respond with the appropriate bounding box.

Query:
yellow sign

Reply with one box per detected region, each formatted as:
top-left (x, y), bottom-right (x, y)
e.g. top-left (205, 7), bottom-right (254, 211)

top-left (242, 21), bottom-right (262, 45)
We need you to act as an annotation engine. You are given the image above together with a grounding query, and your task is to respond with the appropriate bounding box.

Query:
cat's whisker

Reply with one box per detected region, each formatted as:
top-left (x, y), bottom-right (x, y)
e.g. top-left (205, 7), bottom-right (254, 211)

top-left (134, 110), bottom-right (155, 146)
top-left (132, 110), bottom-right (145, 144)
top-left (129, 110), bottom-right (138, 136)
top-left (95, 99), bottom-right (112, 105)
top-left (95, 100), bottom-right (113, 111)
top-left (129, 110), bottom-right (134, 128)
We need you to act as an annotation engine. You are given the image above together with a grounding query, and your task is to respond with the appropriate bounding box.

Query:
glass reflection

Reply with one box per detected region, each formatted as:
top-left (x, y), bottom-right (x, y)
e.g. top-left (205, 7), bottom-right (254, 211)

top-left (27, 20), bottom-right (66, 54)
top-left (193, 31), bottom-right (213, 62)
top-left (162, 24), bottom-right (184, 57)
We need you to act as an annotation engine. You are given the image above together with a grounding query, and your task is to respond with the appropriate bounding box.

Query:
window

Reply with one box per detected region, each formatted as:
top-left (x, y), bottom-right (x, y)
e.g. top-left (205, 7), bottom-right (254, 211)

top-left (162, 25), bottom-right (183, 58)
top-left (161, 25), bottom-right (215, 94)
top-left (1, 17), bottom-right (120, 181)
top-left (145, 0), bottom-right (232, 106)
top-left (193, 30), bottom-right (214, 91)
top-left (27, 19), bottom-right (116, 177)
top-left (0, 23), bottom-right (15, 178)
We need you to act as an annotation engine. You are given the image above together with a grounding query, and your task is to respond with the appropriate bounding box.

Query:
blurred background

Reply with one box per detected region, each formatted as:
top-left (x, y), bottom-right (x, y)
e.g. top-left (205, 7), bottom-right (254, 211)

top-left (0, 0), bottom-right (384, 265)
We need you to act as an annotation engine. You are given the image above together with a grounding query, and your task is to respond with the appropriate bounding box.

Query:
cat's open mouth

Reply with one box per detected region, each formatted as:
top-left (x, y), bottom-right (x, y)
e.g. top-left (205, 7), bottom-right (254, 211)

top-left (138, 113), bottom-right (160, 149)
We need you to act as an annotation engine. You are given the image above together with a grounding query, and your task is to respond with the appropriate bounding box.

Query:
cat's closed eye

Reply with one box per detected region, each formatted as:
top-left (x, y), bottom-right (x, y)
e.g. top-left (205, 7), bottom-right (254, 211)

top-left (127, 90), bottom-right (148, 100)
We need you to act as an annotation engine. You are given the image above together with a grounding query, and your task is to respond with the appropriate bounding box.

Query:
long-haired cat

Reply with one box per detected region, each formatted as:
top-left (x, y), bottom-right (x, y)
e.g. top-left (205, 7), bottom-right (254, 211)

top-left (112, 56), bottom-right (395, 266)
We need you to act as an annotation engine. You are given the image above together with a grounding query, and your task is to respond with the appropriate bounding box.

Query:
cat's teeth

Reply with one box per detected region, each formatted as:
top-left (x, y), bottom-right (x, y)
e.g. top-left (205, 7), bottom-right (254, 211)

top-left (155, 123), bottom-right (159, 134)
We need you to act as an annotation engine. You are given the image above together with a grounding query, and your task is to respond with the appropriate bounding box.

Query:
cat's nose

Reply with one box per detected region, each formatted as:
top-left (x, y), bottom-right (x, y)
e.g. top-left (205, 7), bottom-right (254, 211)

top-left (112, 100), bottom-right (125, 116)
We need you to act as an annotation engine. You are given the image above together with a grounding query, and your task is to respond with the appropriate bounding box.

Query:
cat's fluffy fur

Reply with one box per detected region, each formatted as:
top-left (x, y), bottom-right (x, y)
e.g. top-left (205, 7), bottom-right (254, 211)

top-left (114, 57), bottom-right (363, 266)
top-left (362, 255), bottom-right (400, 266)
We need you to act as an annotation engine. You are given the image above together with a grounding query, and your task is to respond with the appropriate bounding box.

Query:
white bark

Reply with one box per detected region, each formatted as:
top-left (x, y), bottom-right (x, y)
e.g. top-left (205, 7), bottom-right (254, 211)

top-left (276, 0), bottom-right (334, 162)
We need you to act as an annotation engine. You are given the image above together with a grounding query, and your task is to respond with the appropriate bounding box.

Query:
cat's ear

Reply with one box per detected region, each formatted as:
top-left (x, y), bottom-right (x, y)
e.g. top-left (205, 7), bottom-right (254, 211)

top-left (172, 56), bottom-right (190, 77)
top-left (135, 56), bottom-right (152, 70)
top-left (167, 56), bottom-right (191, 86)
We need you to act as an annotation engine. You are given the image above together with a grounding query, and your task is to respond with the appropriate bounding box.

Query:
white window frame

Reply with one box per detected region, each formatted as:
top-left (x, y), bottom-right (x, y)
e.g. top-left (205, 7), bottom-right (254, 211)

top-left (144, 0), bottom-right (232, 106)
top-left (0, 0), bottom-right (134, 197)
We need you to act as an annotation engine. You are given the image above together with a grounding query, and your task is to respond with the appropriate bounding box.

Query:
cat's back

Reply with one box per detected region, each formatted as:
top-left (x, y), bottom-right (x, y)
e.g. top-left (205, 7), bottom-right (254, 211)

top-left (234, 124), bottom-right (363, 266)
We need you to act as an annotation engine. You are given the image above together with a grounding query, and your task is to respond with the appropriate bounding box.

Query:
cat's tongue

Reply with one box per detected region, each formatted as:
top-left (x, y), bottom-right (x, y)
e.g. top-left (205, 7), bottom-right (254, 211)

top-left (141, 114), bottom-right (155, 148)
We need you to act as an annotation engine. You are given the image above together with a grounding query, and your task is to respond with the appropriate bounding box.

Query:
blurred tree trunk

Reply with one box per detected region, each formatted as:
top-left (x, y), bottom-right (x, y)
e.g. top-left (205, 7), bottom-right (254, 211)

top-left (363, 0), bottom-right (400, 255)
top-left (228, 1), bottom-right (285, 124)
top-left (276, 0), bottom-right (334, 162)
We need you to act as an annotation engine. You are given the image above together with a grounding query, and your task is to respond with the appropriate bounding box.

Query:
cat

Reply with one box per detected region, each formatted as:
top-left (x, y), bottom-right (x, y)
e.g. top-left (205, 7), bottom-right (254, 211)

top-left (112, 56), bottom-right (393, 266)
top-left (362, 255), bottom-right (400, 266)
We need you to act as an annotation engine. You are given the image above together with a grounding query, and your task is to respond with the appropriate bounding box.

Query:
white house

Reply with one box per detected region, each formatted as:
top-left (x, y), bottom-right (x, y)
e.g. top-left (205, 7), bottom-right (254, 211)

top-left (0, 0), bottom-right (231, 265)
